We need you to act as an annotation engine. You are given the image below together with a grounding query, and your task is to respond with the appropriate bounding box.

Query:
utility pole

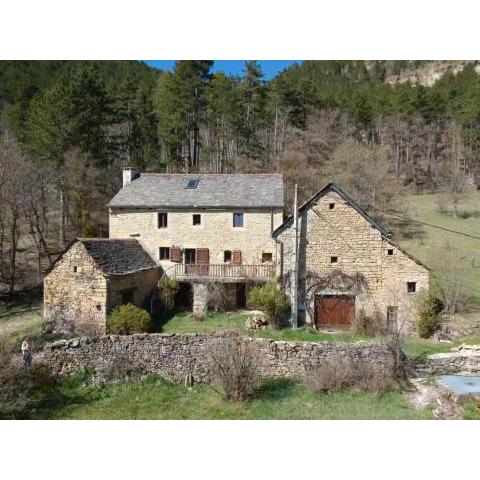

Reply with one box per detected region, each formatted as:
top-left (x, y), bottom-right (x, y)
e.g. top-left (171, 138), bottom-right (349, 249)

top-left (291, 183), bottom-right (299, 329)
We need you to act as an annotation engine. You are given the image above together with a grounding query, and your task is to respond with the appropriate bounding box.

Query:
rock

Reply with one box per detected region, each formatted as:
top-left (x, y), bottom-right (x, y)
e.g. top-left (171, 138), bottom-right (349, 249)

top-left (244, 312), bottom-right (268, 331)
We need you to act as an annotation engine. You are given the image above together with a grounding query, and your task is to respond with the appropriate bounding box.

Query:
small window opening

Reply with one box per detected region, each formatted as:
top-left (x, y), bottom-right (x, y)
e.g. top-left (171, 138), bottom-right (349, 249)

top-left (387, 249), bottom-right (394, 256)
top-left (407, 282), bottom-right (417, 293)
top-left (186, 179), bottom-right (199, 189)
top-left (329, 203), bottom-right (335, 210)
top-left (73, 266), bottom-right (78, 273)
top-left (233, 213), bottom-right (244, 228)
top-left (158, 212), bottom-right (168, 228)
top-left (224, 250), bottom-right (232, 263)
top-left (130, 233), bottom-right (140, 238)
top-left (159, 247), bottom-right (170, 260)
top-left (193, 214), bottom-right (201, 226)
top-left (330, 256), bottom-right (338, 264)
top-left (96, 305), bottom-right (102, 311)
top-left (262, 252), bottom-right (273, 263)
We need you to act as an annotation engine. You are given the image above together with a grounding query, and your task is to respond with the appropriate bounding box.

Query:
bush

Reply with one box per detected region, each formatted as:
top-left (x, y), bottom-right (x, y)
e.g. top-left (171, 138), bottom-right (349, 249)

top-left (158, 278), bottom-right (179, 313)
top-left (207, 282), bottom-right (229, 313)
top-left (352, 311), bottom-right (388, 337)
top-left (106, 304), bottom-right (153, 335)
top-left (304, 355), bottom-right (400, 394)
top-left (416, 292), bottom-right (441, 338)
top-left (248, 282), bottom-right (289, 328)
top-left (0, 363), bottom-right (60, 419)
top-left (208, 338), bottom-right (262, 401)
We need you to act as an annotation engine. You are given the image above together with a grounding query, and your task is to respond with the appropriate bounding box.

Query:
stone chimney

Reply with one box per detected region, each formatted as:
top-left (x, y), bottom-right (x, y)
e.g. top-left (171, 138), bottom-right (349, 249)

top-left (122, 167), bottom-right (141, 186)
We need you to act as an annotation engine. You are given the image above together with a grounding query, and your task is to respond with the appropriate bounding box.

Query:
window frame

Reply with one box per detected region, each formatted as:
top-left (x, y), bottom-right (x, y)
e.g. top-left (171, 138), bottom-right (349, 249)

top-left (407, 281), bottom-right (417, 294)
top-left (159, 247), bottom-right (171, 260)
top-left (233, 212), bottom-right (244, 228)
top-left (157, 212), bottom-right (168, 229)
top-left (224, 250), bottom-right (232, 263)
top-left (192, 214), bottom-right (201, 226)
top-left (262, 252), bottom-right (273, 263)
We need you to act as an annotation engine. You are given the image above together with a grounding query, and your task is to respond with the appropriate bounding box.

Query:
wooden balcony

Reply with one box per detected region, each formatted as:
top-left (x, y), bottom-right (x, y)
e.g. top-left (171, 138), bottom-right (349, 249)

top-left (172, 263), bottom-right (275, 281)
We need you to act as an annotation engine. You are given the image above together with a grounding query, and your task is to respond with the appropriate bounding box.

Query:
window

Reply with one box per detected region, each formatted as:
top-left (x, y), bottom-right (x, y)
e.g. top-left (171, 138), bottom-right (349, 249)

top-left (120, 288), bottom-right (135, 305)
top-left (157, 212), bottom-right (168, 228)
top-left (233, 212), bottom-right (244, 227)
top-left (96, 305), bottom-right (102, 311)
top-left (193, 214), bottom-right (201, 226)
top-left (186, 179), bottom-right (199, 189)
top-left (159, 247), bottom-right (170, 260)
top-left (73, 266), bottom-right (78, 273)
top-left (224, 250), bottom-right (232, 262)
top-left (407, 282), bottom-right (417, 293)
top-left (387, 249), bottom-right (394, 256)
top-left (329, 203), bottom-right (335, 210)
top-left (130, 233), bottom-right (140, 238)
top-left (262, 252), bottom-right (273, 263)
top-left (330, 256), bottom-right (338, 264)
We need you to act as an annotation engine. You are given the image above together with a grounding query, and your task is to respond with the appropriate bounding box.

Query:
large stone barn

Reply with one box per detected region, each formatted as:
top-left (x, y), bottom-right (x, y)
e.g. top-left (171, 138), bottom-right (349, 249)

top-left (273, 183), bottom-right (429, 335)
top-left (44, 238), bottom-right (160, 335)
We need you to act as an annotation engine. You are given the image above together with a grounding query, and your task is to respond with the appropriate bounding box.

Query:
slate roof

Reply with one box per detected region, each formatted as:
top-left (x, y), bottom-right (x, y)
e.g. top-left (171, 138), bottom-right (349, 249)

top-left (78, 238), bottom-right (158, 276)
top-left (108, 174), bottom-right (284, 209)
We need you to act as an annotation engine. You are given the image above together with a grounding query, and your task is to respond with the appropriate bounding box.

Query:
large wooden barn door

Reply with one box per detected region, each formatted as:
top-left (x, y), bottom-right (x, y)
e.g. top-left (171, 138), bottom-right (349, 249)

top-left (314, 295), bottom-right (355, 329)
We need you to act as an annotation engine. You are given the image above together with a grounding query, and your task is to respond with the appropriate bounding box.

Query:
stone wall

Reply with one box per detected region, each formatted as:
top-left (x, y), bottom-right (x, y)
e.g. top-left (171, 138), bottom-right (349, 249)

top-left (276, 190), bottom-right (430, 335)
top-left (420, 351), bottom-right (480, 375)
top-left (44, 242), bottom-right (108, 336)
top-left (108, 268), bottom-right (161, 311)
top-left (109, 207), bottom-right (283, 269)
top-left (43, 332), bottom-right (401, 384)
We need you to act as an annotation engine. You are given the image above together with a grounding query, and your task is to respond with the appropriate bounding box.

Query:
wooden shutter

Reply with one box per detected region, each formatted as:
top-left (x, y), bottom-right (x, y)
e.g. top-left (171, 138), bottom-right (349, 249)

top-left (232, 250), bottom-right (242, 265)
top-left (170, 246), bottom-right (181, 263)
top-left (196, 248), bottom-right (210, 264)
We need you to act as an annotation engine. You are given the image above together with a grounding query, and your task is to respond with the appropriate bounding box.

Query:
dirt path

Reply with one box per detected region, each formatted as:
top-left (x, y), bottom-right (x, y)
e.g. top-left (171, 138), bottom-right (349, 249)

top-left (0, 309), bottom-right (43, 338)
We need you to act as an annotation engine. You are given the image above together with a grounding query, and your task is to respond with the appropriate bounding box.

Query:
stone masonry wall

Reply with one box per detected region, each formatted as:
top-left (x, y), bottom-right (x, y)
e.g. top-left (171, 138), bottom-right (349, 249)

top-left (109, 207), bottom-right (283, 272)
top-left (43, 332), bottom-right (401, 384)
top-left (108, 268), bottom-right (161, 311)
top-left (277, 190), bottom-right (429, 335)
top-left (44, 242), bottom-right (108, 336)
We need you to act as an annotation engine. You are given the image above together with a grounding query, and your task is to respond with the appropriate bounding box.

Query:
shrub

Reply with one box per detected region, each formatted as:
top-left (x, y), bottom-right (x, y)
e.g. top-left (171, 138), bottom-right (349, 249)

top-left (106, 304), bottom-right (152, 335)
top-left (158, 278), bottom-right (180, 313)
top-left (208, 338), bottom-right (262, 401)
top-left (415, 292), bottom-right (441, 338)
top-left (207, 282), bottom-right (229, 313)
top-left (0, 363), bottom-right (60, 419)
top-left (248, 282), bottom-right (289, 328)
top-left (352, 311), bottom-right (387, 337)
top-left (304, 355), bottom-right (400, 394)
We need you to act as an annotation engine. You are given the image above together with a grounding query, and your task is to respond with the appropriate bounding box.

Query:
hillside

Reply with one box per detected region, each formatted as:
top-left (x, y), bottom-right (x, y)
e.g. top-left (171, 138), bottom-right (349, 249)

top-left (392, 191), bottom-right (480, 308)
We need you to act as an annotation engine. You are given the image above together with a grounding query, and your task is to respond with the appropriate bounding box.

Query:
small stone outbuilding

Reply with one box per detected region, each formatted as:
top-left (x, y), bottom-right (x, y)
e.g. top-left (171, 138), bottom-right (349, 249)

top-left (44, 238), bottom-right (160, 335)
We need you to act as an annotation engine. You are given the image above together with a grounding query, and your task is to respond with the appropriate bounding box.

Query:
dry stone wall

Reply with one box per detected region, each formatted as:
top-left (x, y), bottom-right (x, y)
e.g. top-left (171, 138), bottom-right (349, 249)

top-left (43, 332), bottom-right (402, 384)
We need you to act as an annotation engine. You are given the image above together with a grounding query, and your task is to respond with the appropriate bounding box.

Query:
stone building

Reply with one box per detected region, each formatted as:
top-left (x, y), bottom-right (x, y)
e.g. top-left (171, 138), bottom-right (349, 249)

top-left (273, 183), bottom-right (429, 335)
top-left (108, 170), bottom-right (284, 314)
top-left (44, 238), bottom-right (160, 335)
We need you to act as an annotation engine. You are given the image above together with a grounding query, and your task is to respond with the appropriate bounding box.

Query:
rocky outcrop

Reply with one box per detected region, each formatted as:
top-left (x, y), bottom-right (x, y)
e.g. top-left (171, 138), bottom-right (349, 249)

top-left (419, 349), bottom-right (480, 375)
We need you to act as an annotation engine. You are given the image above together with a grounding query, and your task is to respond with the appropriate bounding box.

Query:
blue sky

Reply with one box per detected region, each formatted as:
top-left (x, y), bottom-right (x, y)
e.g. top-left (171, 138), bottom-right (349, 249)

top-left (143, 60), bottom-right (301, 80)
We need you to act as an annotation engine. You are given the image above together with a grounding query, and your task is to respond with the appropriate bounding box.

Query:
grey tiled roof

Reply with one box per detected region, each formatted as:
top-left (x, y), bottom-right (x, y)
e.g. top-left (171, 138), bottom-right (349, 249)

top-left (108, 174), bottom-right (284, 208)
top-left (78, 238), bottom-right (158, 275)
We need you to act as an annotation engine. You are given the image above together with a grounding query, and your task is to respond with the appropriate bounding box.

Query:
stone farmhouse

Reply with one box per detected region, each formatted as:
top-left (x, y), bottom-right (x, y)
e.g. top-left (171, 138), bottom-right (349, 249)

top-left (273, 183), bottom-right (429, 335)
top-left (44, 168), bottom-right (429, 336)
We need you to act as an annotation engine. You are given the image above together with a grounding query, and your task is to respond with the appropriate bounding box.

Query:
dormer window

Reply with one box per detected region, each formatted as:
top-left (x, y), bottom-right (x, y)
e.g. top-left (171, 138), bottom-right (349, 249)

top-left (186, 179), bottom-right (199, 189)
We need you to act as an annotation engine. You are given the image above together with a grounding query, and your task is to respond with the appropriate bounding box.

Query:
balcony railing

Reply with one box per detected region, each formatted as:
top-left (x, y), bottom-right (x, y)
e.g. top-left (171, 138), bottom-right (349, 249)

top-left (172, 263), bottom-right (275, 280)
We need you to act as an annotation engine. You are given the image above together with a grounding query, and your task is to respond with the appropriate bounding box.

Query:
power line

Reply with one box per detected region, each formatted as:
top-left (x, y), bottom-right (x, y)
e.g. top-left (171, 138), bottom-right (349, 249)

top-left (378, 210), bottom-right (480, 242)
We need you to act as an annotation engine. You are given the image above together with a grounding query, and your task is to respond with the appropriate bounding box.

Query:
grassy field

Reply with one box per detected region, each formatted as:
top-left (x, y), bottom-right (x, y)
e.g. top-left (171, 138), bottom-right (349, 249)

top-left (34, 374), bottom-right (433, 420)
top-left (391, 191), bottom-right (480, 308)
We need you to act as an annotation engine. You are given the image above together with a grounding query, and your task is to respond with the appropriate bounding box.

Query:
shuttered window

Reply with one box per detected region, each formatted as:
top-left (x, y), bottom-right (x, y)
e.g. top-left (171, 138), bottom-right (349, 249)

top-left (170, 247), bottom-right (182, 263)
top-left (197, 248), bottom-right (210, 264)
top-left (232, 250), bottom-right (242, 265)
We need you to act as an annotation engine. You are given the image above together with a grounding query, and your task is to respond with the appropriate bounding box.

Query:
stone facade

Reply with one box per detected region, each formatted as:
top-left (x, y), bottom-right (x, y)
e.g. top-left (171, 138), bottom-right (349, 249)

top-left (275, 188), bottom-right (429, 335)
top-left (109, 207), bottom-right (283, 270)
top-left (44, 241), bottom-right (160, 336)
top-left (43, 332), bottom-right (403, 384)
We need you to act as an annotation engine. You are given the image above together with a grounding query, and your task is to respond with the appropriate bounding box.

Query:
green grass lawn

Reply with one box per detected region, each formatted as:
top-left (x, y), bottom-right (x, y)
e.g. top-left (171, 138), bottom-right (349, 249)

top-left (34, 375), bottom-right (433, 420)
top-left (391, 191), bottom-right (480, 308)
